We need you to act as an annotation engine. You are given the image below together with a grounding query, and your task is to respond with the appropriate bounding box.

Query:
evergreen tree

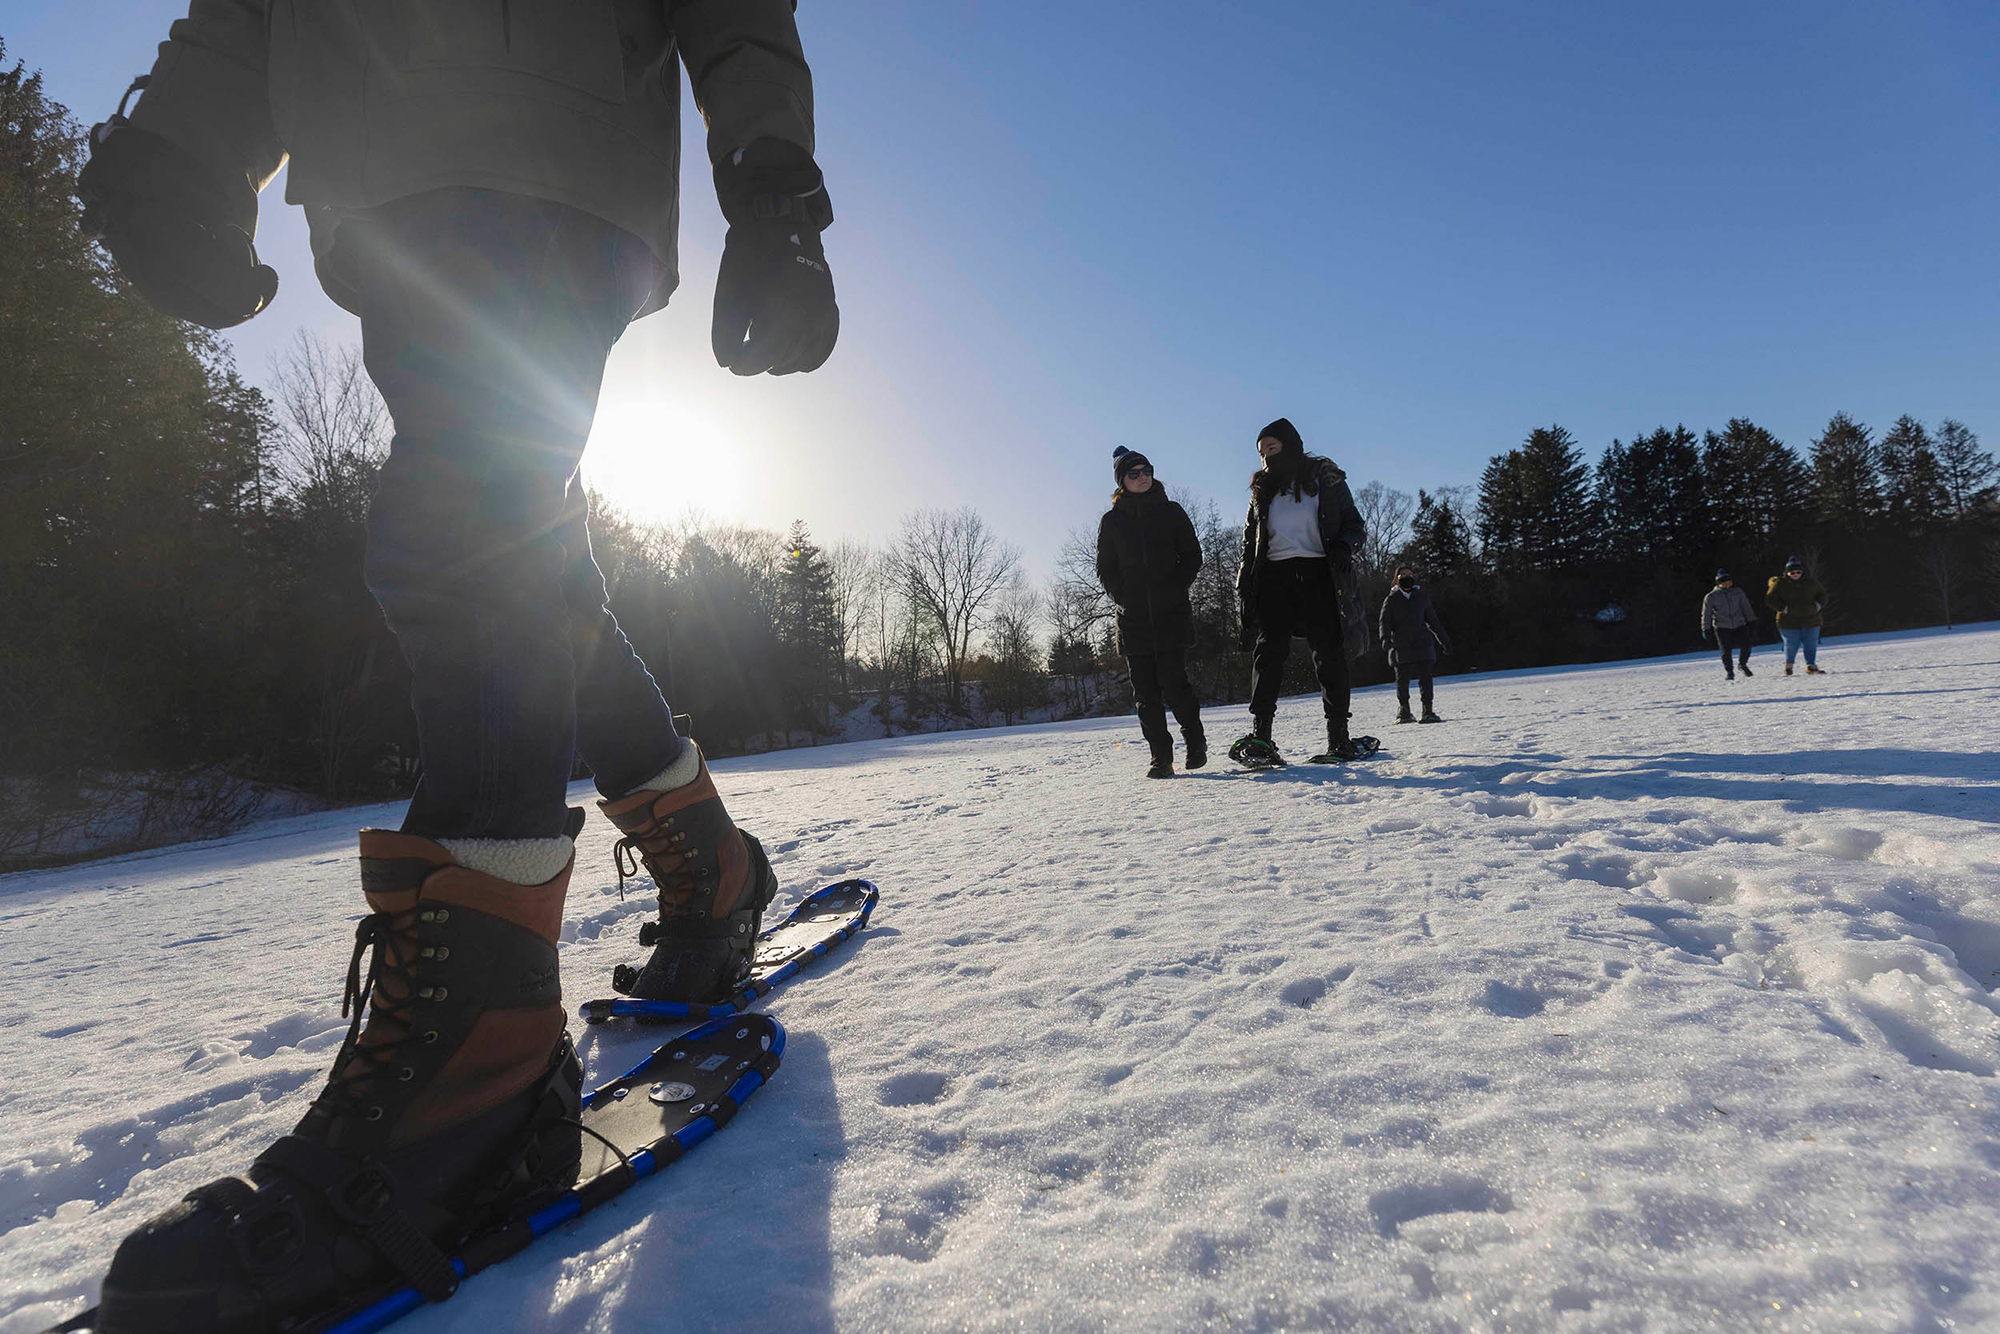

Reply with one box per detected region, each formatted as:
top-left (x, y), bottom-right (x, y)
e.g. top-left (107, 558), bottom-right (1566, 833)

top-left (1876, 415), bottom-right (1947, 532)
top-left (1809, 412), bottom-right (1881, 527)
top-left (1934, 419), bottom-right (1998, 519)
top-left (0, 45), bottom-right (273, 779)
top-left (1478, 425), bottom-right (1595, 573)
top-left (1700, 418), bottom-right (1809, 544)
top-left (774, 521), bottom-right (840, 736)
top-left (1597, 425), bottom-right (1705, 565)
top-left (1407, 489), bottom-right (1474, 578)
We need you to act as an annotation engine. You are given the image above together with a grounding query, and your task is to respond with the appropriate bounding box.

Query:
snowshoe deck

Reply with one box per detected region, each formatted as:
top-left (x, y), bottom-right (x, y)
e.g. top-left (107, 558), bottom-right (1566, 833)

top-left (42, 1015), bottom-right (784, 1334)
top-left (1227, 735), bottom-right (1285, 769)
top-left (581, 878), bottom-right (878, 1025)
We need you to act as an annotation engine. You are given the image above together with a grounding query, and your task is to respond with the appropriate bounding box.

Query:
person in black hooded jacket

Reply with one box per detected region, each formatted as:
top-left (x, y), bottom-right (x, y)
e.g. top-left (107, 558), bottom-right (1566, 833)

top-left (1097, 447), bottom-right (1207, 776)
top-left (1231, 417), bottom-right (1372, 764)
top-left (1378, 566), bottom-right (1450, 723)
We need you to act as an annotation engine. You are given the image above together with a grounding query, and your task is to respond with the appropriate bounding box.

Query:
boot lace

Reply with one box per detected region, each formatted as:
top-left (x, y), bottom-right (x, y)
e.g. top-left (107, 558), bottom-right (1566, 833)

top-left (612, 812), bottom-right (695, 906)
top-left (319, 911), bottom-right (427, 1122)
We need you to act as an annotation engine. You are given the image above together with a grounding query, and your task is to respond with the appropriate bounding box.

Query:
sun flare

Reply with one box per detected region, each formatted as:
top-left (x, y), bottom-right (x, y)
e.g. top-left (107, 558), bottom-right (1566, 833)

top-left (581, 393), bottom-right (748, 526)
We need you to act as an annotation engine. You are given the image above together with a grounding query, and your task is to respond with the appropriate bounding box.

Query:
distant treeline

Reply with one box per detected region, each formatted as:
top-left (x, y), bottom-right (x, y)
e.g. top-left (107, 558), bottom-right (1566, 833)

top-left (5, 51), bottom-right (1999, 866)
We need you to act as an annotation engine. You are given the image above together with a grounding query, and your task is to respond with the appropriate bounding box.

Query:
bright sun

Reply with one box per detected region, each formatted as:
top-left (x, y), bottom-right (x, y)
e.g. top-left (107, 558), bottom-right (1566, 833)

top-left (581, 393), bottom-right (747, 526)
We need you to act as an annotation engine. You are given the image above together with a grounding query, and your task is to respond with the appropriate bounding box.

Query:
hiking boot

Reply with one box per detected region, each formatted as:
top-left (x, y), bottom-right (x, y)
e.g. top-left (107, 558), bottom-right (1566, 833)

top-left (1805, 664), bottom-right (1827, 675)
top-left (1725, 670), bottom-right (1735, 681)
top-left (98, 830), bottom-right (583, 1334)
top-left (1418, 710), bottom-right (1443, 724)
top-left (1395, 710), bottom-right (1416, 724)
top-left (1146, 759), bottom-right (1174, 778)
top-left (600, 748), bottom-right (778, 1004)
top-left (1739, 663), bottom-right (1753, 678)
top-left (1183, 726), bottom-right (1208, 770)
top-left (1784, 663), bottom-right (1794, 675)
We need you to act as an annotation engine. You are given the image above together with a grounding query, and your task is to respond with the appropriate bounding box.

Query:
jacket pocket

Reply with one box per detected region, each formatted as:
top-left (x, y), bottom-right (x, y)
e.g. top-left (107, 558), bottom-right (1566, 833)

top-left (366, 0), bottom-right (627, 103)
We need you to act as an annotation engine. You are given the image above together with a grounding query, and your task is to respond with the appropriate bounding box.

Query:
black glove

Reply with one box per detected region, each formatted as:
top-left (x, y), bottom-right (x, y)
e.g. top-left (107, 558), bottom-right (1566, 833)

top-left (711, 139), bottom-right (838, 375)
top-left (76, 88), bottom-right (277, 330)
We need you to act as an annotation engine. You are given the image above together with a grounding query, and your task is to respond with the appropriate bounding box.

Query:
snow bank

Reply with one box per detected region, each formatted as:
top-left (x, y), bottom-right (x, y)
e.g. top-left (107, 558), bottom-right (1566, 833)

top-left (4, 625), bottom-right (1998, 1332)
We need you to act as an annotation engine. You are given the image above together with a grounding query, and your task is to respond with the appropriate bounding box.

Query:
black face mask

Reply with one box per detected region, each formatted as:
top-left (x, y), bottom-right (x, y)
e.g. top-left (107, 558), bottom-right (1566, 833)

top-left (1397, 576), bottom-right (1415, 590)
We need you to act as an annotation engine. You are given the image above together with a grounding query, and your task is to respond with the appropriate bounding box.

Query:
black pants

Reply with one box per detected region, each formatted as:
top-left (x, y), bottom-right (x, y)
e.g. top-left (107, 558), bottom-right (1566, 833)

top-left (1395, 663), bottom-right (1435, 713)
top-left (1127, 648), bottom-right (1203, 762)
top-left (1715, 625), bottom-right (1753, 672)
top-left (1249, 559), bottom-right (1350, 723)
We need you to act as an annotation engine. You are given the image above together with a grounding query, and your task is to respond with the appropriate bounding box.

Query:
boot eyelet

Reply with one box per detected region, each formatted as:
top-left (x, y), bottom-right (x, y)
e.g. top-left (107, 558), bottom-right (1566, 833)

top-left (433, 946), bottom-right (449, 961)
top-left (433, 909), bottom-right (449, 922)
top-left (432, 987), bottom-right (449, 1001)
top-left (419, 910), bottom-right (435, 922)
top-left (417, 986), bottom-right (434, 1000)
top-left (366, 1106), bottom-right (384, 1121)
top-left (419, 947), bottom-right (435, 958)
top-left (399, 1067), bottom-right (415, 1081)
top-left (423, 1031), bottom-right (439, 1043)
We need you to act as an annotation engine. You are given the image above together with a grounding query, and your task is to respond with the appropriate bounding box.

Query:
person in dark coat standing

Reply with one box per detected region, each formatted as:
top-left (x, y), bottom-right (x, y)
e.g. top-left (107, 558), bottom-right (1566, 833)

top-left (1699, 568), bottom-right (1758, 681)
top-left (1231, 417), bottom-right (1374, 764)
top-left (1098, 447), bottom-right (1206, 777)
top-left (1378, 566), bottom-right (1451, 723)
top-left (1766, 555), bottom-right (1829, 675)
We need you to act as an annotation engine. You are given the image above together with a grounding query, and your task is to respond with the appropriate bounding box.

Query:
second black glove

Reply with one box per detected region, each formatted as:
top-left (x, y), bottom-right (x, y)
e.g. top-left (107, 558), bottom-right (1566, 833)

top-left (711, 139), bottom-right (839, 376)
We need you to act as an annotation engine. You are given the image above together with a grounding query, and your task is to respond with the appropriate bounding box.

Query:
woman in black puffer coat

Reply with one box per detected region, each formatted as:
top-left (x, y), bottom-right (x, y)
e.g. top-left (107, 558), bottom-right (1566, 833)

top-left (1233, 417), bottom-right (1371, 763)
top-left (1097, 446), bottom-right (1206, 777)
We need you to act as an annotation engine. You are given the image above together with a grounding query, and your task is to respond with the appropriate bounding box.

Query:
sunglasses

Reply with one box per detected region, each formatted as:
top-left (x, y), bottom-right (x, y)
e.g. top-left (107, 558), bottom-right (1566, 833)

top-left (1124, 465), bottom-right (1153, 478)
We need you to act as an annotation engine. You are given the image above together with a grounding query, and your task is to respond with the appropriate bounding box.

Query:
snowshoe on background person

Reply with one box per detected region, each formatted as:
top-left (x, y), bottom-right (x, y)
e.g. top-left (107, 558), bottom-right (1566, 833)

top-left (601, 748), bottom-right (779, 1004)
top-left (96, 831), bottom-right (584, 1334)
top-left (1308, 717), bottom-right (1380, 763)
top-left (1228, 715), bottom-right (1285, 768)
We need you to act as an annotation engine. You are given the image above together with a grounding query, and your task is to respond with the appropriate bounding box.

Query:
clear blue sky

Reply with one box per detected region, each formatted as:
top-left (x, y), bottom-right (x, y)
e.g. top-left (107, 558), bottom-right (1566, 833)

top-left (6, 1), bottom-right (1998, 577)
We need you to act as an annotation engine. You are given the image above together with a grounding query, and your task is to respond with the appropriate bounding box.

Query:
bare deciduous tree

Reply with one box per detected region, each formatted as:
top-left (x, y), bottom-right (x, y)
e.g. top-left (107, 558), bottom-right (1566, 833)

top-left (981, 588), bottom-right (1046, 725)
top-left (1915, 536), bottom-right (1966, 629)
top-left (270, 331), bottom-right (389, 528)
top-left (889, 507), bottom-right (1021, 707)
top-left (828, 538), bottom-right (874, 690)
top-left (1353, 481), bottom-right (1415, 581)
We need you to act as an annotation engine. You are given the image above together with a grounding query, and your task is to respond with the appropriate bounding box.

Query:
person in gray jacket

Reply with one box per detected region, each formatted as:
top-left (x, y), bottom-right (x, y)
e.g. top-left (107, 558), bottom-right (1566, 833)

top-left (1700, 568), bottom-right (1758, 680)
top-left (1378, 567), bottom-right (1451, 722)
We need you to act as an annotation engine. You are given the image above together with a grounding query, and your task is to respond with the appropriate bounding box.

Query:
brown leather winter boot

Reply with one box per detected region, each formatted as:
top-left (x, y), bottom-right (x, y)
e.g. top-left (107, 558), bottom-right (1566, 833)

top-left (96, 826), bottom-right (583, 1334)
top-left (600, 749), bottom-right (779, 1004)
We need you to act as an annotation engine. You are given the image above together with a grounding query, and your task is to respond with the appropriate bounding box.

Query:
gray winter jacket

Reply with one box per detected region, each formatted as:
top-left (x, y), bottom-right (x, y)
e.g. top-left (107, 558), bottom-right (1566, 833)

top-left (1700, 585), bottom-right (1757, 636)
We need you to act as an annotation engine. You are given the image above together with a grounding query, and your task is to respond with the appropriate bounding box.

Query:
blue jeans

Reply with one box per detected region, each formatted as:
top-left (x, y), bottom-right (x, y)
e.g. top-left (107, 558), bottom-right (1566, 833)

top-left (350, 189), bottom-right (684, 840)
top-left (1780, 625), bottom-right (1821, 667)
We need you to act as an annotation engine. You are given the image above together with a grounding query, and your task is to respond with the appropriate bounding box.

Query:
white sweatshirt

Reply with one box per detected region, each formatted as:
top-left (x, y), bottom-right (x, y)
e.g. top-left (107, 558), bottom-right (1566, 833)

top-left (1265, 491), bottom-right (1325, 560)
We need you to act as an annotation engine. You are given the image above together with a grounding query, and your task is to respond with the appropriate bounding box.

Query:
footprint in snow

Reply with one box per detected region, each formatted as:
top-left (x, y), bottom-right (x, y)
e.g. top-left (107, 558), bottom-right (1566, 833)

top-left (878, 1071), bottom-right (950, 1106)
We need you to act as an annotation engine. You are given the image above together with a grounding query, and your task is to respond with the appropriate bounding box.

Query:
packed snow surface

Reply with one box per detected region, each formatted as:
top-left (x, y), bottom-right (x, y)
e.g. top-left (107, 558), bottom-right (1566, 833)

top-left (5, 626), bottom-right (2000, 1333)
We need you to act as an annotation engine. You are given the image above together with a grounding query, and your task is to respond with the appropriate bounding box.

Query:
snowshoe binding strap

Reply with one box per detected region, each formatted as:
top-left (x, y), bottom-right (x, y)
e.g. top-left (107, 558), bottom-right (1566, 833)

top-left (254, 1137), bottom-right (461, 1302)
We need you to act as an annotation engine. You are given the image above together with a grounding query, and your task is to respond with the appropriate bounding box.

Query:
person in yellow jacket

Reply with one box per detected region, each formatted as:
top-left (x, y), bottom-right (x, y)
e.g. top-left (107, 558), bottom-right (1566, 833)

top-left (1766, 555), bottom-right (1829, 675)
top-left (72, 4), bottom-right (838, 1328)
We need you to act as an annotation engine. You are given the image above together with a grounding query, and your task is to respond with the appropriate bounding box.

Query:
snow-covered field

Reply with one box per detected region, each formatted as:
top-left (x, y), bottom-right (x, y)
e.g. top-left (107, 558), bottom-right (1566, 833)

top-left (5, 625), bottom-right (2000, 1334)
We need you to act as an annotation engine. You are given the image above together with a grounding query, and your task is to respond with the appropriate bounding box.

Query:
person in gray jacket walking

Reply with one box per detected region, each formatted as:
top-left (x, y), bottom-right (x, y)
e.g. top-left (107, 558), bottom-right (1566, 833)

top-left (1378, 567), bottom-right (1451, 723)
top-left (1700, 568), bottom-right (1758, 680)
